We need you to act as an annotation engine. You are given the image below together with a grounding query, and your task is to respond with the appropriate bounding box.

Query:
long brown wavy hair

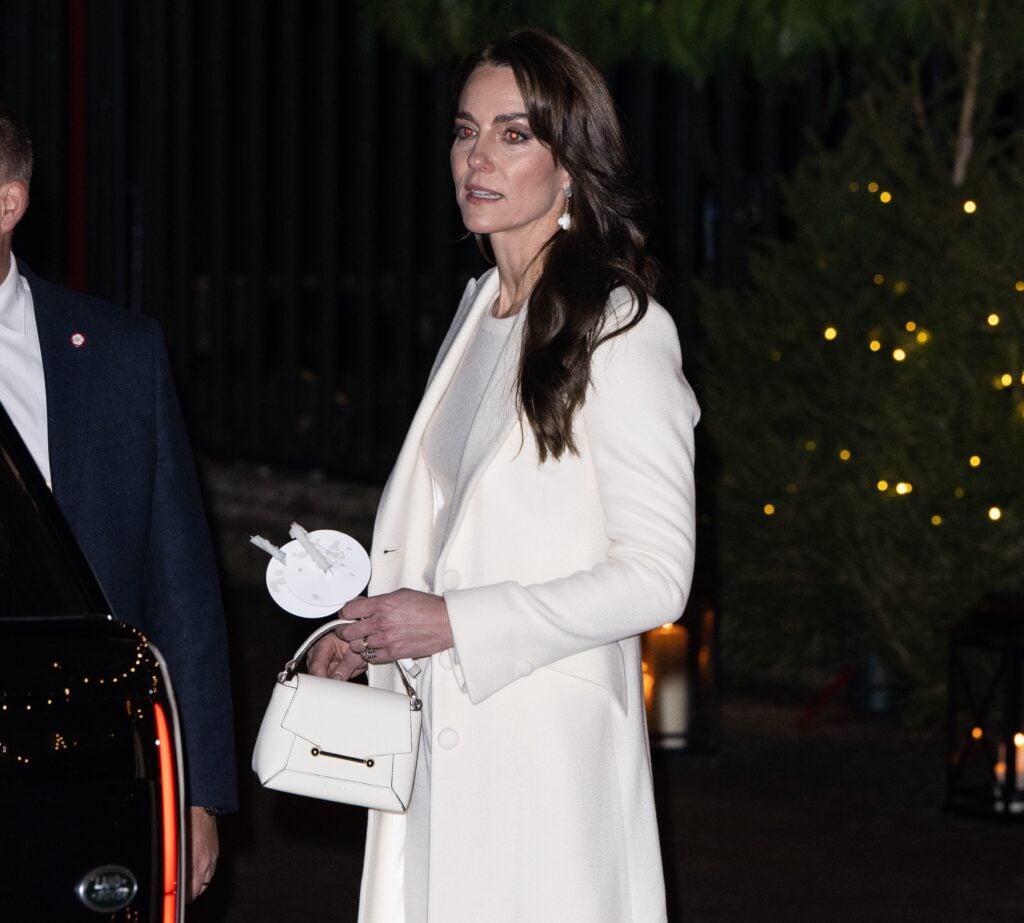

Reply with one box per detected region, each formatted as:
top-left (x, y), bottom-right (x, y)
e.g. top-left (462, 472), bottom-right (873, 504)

top-left (453, 29), bottom-right (660, 461)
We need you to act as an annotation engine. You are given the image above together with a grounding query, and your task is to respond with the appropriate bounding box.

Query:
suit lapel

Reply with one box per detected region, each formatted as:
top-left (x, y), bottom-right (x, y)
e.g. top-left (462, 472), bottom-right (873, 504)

top-left (26, 267), bottom-right (91, 508)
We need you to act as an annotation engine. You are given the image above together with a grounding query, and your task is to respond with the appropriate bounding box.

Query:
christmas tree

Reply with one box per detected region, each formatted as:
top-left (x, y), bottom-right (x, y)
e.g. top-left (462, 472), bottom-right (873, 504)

top-left (698, 69), bottom-right (1024, 713)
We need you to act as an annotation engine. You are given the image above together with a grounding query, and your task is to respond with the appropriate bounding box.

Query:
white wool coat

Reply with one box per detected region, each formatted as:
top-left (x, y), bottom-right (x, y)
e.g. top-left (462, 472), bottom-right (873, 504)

top-left (358, 268), bottom-right (699, 923)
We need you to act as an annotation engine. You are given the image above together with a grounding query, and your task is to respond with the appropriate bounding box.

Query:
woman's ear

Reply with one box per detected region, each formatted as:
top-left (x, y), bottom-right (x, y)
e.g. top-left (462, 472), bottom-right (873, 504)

top-left (0, 180), bottom-right (29, 236)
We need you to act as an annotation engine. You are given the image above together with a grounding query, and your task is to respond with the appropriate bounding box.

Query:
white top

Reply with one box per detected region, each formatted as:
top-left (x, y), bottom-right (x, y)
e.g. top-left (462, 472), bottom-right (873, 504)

top-left (422, 306), bottom-right (520, 569)
top-left (0, 257), bottom-right (50, 485)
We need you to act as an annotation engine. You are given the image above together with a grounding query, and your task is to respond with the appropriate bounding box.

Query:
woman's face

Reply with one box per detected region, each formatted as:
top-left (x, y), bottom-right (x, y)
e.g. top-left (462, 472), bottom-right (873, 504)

top-left (451, 66), bottom-right (570, 257)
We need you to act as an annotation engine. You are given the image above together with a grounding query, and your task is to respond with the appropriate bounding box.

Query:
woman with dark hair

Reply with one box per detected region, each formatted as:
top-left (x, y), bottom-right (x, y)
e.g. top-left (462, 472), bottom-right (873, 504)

top-left (310, 28), bottom-right (698, 923)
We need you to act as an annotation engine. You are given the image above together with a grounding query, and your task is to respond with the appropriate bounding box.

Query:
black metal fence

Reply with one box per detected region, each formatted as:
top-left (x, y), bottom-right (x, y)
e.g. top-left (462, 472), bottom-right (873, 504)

top-left (3, 0), bottom-right (830, 482)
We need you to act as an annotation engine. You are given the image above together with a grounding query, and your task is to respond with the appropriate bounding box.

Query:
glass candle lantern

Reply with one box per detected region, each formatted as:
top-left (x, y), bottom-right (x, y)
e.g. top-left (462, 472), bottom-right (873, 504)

top-left (642, 622), bottom-right (690, 750)
top-left (945, 594), bottom-right (1024, 819)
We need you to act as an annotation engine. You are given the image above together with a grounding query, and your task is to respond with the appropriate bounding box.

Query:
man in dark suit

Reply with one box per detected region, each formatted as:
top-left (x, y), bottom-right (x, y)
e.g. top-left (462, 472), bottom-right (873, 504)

top-left (0, 107), bottom-right (236, 901)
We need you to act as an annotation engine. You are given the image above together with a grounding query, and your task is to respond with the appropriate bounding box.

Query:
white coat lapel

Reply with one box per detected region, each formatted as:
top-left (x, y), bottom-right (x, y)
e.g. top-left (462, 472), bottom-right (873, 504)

top-left (436, 304), bottom-right (525, 554)
top-left (370, 270), bottom-right (500, 580)
top-left (426, 269), bottom-right (497, 386)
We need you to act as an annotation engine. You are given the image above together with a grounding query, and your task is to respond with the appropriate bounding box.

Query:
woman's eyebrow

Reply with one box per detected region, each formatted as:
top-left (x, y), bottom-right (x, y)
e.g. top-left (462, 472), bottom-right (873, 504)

top-left (454, 110), bottom-right (529, 124)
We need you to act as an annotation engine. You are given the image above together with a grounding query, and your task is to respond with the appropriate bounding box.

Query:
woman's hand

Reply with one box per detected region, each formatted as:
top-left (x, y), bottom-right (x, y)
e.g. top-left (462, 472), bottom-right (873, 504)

top-left (307, 630), bottom-right (367, 682)
top-left (307, 589), bottom-right (454, 679)
top-left (339, 589), bottom-right (454, 664)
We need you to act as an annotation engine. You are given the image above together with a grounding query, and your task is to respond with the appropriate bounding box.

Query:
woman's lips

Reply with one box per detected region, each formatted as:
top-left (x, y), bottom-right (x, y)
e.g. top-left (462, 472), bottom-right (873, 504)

top-left (466, 185), bottom-right (502, 201)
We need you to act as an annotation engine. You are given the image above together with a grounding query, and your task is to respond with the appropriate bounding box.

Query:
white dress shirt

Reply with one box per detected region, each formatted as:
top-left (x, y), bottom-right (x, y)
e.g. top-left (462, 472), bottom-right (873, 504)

top-left (0, 256), bottom-right (51, 484)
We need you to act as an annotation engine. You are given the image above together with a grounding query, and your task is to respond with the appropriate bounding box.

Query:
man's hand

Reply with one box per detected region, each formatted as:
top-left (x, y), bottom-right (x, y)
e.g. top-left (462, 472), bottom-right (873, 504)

top-left (187, 806), bottom-right (219, 902)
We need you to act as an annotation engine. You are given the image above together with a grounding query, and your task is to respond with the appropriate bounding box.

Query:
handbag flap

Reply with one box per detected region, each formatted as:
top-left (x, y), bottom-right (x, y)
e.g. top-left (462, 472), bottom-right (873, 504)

top-left (282, 674), bottom-right (414, 757)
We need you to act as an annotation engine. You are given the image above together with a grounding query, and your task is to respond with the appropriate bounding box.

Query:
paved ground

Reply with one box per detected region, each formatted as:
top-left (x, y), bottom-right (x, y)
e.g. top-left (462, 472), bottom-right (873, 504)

top-left (189, 461), bottom-right (1024, 922)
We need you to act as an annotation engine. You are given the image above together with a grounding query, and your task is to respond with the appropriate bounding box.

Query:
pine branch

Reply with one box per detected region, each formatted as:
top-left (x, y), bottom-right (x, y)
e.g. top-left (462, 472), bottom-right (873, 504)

top-left (952, 0), bottom-right (988, 187)
top-left (908, 62), bottom-right (940, 171)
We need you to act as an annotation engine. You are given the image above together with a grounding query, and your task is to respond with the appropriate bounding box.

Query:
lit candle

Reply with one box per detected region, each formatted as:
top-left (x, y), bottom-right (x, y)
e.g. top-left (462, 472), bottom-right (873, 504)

top-left (995, 742), bottom-right (1007, 786)
top-left (642, 623), bottom-right (689, 749)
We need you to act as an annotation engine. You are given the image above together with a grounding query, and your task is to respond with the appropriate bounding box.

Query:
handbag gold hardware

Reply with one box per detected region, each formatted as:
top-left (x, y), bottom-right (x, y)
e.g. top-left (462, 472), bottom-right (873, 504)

top-left (310, 746), bottom-right (375, 767)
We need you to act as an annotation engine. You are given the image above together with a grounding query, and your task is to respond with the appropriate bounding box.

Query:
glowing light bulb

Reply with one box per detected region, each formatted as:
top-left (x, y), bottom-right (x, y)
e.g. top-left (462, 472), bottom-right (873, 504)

top-left (824, 326), bottom-right (838, 340)
top-left (963, 199), bottom-right (977, 214)
top-left (867, 181), bottom-right (879, 193)
top-left (839, 449), bottom-right (851, 461)
top-left (931, 515), bottom-right (942, 526)
top-left (879, 191), bottom-right (892, 203)
top-left (893, 280), bottom-right (908, 295)
top-left (869, 339), bottom-right (882, 352)
top-left (972, 727), bottom-right (983, 740)
top-left (893, 348), bottom-right (907, 361)
top-left (988, 313), bottom-right (1000, 326)
top-left (969, 455), bottom-right (981, 467)
top-left (763, 503), bottom-right (776, 516)
top-left (1016, 281), bottom-right (1024, 292)
top-left (873, 274), bottom-right (885, 285)
top-left (916, 330), bottom-right (929, 343)
top-left (989, 507), bottom-right (1003, 521)
top-left (955, 487), bottom-right (965, 498)
top-left (877, 480), bottom-right (889, 492)
top-left (905, 321), bottom-right (917, 332)
top-left (1001, 373), bottom-right (1013, 387)
top-left (895, 482), bottom-right (913, 495)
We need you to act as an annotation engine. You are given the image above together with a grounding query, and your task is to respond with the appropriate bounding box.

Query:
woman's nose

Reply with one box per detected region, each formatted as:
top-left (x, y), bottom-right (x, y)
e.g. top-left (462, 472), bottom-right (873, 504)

top-left (467, 139), bottom-right (491, 171)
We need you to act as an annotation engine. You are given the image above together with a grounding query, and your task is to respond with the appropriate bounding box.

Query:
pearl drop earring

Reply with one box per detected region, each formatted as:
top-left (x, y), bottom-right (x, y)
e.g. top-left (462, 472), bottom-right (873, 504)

top-left (557, 186), bottom-right (573, 231)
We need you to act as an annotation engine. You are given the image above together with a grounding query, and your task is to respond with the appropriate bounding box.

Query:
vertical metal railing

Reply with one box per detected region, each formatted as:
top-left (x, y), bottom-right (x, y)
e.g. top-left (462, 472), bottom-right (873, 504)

top-left (241, 0), bottom-right (269, 460)
top-left (1, 0), bottom-right (838, 482)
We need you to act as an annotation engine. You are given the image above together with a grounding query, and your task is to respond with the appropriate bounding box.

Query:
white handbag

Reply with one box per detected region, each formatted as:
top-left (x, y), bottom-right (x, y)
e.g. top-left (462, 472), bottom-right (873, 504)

top-left (252, 619), bottom-right (422, 813)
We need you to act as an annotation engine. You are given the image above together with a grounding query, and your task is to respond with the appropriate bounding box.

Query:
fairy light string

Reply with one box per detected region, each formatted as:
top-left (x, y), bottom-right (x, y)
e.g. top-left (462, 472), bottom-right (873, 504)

top-left (756, 182), bottom-right (1019, 531)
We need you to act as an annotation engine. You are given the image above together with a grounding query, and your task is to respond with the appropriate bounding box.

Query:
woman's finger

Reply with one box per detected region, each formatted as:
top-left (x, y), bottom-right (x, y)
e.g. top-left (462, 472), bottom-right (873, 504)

top-left (308, 635), bottom-right (346, 675)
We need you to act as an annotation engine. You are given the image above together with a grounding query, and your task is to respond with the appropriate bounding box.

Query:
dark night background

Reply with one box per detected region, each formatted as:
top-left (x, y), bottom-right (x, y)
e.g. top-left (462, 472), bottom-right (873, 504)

top-left (4, 2), bottom-right (1024, 920)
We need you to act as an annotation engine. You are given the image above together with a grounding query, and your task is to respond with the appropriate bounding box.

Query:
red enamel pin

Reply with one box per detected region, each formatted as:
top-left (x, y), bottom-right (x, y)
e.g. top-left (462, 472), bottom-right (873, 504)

top-left (70, 332), bottom-right (86, 348)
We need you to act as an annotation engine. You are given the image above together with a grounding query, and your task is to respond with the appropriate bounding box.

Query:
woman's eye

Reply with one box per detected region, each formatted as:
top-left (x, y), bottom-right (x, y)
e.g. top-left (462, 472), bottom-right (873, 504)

top-left (505, 128), bottom-right (530, 144)
top-left (452, 124), bottom-right (474, 140)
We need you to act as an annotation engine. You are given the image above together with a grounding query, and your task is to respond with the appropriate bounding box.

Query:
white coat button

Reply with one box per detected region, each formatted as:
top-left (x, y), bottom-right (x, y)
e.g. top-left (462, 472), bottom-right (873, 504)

top-left (516, 661), bottom-right (534, 677)
top-left (441, 569), bottom-right (461, 590)
top-left (437, 728), bottom-right (460, 750)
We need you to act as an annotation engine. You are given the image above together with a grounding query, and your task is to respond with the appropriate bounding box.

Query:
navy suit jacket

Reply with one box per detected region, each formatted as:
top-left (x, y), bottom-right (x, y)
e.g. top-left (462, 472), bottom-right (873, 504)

top-left (23, 261), bottom-right (238, 811)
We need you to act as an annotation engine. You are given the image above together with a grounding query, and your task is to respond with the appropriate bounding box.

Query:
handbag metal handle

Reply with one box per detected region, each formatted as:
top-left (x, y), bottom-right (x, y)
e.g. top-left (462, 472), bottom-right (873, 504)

top-left (281, 618), bottom-right (421, 708)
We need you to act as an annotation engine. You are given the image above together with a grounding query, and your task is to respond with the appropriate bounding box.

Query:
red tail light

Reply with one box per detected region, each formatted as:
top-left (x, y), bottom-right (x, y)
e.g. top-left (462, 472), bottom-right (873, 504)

top-left (153, 701), bottom-right (179, 922)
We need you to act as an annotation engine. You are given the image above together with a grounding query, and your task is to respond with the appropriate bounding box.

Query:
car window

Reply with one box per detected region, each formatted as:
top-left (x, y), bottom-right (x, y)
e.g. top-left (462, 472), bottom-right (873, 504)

top-left (0, 405), bottom-right (108, 617)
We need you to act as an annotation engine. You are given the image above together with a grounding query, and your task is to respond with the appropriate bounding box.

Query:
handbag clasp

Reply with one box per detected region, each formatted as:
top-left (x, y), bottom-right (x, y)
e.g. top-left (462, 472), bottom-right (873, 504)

top-left (310, 746), bottom-right (375, 768)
